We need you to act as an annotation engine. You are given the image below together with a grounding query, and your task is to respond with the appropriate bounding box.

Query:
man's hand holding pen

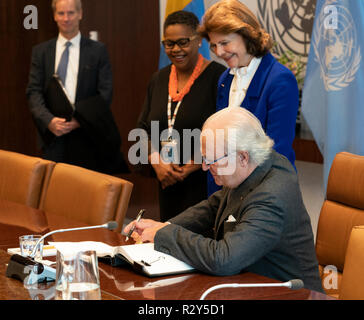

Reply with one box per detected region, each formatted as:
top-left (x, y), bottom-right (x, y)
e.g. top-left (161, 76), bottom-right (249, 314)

top-left (125, 209), bottom-right (145, 241)
top-left (124, 217), bottom-right (169, 243)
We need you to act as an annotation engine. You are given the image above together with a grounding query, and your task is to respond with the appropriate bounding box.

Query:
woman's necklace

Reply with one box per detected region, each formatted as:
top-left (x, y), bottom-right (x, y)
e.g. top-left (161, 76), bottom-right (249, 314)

top-left (168, 54), bottom-right (204, 102)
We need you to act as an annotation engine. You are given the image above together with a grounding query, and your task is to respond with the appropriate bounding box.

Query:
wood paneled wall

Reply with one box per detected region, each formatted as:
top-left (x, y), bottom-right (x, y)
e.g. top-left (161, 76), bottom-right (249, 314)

top-left (0, 0), bottom-right (57, 155)
top-left (79, 0), bottom-right (160, 159)
top-left (0, 0), bottom-right (159, 155)
top-left (0, 0), bottom-right (161, 221)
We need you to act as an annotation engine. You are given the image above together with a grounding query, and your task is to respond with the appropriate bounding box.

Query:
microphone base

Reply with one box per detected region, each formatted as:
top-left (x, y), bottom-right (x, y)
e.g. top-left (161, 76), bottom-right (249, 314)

top-left (6, 254), bottom-right (56, 285)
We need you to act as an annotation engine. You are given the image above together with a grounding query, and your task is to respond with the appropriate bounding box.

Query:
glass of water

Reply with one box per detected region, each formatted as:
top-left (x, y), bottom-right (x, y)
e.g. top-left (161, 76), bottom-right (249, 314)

top-left (19, 235), bottom-right (44, 261)
top-left (55, 250), bottom-right (101, 300)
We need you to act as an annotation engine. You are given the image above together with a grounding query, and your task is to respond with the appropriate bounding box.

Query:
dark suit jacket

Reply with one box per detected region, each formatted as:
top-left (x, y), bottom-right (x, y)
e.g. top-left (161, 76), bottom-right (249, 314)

top-left (155, 151), bottom-right (323, 293)
top-left (27, 36), bottom-right (112, 136)
top-left (26, 36), bottom-right (126, 173)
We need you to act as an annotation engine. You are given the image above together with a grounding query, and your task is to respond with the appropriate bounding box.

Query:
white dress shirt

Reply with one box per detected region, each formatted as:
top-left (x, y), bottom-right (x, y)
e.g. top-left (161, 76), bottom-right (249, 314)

top-left (228, 57), bottom-right (262, 108)
top-left (55, 32), bottom-right (81, 104)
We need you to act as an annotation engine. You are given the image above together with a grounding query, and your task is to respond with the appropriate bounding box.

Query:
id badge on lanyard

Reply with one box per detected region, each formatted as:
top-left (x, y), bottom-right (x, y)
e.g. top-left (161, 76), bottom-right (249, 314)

top-left (160, 138), bottom-right (179, 164)
top-left (161, 96), bottom-right (182, 164)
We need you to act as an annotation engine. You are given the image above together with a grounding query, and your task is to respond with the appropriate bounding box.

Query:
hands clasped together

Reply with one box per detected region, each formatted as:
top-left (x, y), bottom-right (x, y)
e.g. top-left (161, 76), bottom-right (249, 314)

top-left (48, 117), bottom-right (80, 136)
top-left (151, 154), bottom-right (201, 189)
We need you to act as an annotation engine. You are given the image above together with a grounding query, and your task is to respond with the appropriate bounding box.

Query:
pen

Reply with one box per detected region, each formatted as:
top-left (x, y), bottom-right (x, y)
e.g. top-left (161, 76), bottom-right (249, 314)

top-left (126, 209), bottom-right (145, 241)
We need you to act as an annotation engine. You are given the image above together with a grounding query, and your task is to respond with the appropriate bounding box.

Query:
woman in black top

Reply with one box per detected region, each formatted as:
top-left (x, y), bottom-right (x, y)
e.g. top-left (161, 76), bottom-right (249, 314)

top-left (137, 10), bottom-right (226, 221)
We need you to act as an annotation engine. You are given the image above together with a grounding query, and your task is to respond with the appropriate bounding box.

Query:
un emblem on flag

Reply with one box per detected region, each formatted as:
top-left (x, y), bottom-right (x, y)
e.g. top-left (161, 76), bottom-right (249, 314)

top-left (257, 0), bottom-right (315, 59)
top-left (312, 2), bottom-right (361, 92)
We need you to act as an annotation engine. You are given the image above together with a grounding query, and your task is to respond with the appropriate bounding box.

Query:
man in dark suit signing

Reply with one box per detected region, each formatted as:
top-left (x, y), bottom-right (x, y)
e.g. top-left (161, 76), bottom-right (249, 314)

top-left (125, 107), bottom-right (324, 293)
top-left (26, 0), bottom-right (122, 173)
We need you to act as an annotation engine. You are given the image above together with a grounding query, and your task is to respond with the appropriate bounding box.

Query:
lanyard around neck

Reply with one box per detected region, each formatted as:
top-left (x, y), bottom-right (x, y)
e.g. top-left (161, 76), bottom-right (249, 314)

top-left (167, 96), bottom-right (182, 139)
top-left (167, 54), bottom-right (204, 139)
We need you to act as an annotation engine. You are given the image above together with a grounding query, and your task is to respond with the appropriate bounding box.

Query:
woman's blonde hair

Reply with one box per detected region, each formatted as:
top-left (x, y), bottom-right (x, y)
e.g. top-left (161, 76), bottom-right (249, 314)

top-left (199, 0), bottom-right (273, 57)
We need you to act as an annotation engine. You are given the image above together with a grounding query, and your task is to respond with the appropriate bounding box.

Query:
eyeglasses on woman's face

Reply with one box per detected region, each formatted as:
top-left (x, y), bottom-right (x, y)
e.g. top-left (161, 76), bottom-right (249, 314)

top-left (162, 35), bottom-right (197, 50)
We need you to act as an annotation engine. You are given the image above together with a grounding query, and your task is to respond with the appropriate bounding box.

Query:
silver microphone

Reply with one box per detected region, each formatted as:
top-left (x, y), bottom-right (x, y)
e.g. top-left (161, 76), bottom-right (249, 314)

top-left (6, 221), bottom-right (118, 285)
top-left (29, 220), bottom-right (118, 258)
top-left (199, 279), bottom-right (304, 300)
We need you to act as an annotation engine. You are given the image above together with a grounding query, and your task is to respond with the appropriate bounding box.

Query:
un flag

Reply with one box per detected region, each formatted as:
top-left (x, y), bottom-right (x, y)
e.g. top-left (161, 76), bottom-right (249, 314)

top-left (302, 0), bottom-right (364, 188)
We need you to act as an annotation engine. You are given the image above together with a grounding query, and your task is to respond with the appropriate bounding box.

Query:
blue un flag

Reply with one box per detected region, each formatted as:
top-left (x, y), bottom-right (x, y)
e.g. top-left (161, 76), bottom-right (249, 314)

top-left (302, 0), bottom-right (364, 189)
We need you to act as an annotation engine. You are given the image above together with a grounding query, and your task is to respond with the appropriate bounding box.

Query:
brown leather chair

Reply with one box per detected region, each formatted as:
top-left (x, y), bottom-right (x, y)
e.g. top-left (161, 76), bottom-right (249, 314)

top-left (39, 163), bottom-right (133, 233)
top-left (0, 149), bottom-right (55, 208)
top-left (315, 152), bottom-right (364, 298)
top-left (339, 226), bottom-right (364, 300)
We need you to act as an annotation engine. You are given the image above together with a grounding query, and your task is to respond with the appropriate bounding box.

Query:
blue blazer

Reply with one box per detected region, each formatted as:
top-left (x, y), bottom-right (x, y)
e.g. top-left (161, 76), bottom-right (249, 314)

top-left (208, 53), bottom-right (299, 195)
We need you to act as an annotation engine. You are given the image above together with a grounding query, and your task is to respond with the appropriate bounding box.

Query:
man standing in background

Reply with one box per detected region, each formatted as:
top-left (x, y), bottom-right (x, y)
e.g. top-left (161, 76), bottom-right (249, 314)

top-left (26, 0), bottom-right (126, 173)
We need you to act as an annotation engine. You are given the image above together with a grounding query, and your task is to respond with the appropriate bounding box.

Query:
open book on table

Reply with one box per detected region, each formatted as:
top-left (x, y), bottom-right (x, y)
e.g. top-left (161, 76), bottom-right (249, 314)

top-left (49, 241), bottom-right (195, 277)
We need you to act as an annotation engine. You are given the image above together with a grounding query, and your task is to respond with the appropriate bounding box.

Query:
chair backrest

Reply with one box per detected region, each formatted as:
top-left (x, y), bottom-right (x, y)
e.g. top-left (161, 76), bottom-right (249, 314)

top-left (0, 149), bottom-right (55, 208)
top-left (39, 163), bottom-right (133, 233)
top-left (339, 226), bottom-right (364, 300)
top-left (316, 152), bottom-right (364, 298)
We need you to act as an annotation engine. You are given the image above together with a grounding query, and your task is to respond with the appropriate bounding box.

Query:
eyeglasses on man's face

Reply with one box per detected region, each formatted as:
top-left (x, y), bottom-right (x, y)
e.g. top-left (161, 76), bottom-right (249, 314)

top-left (162, 35), bottom-right (198, 49)
top-left (202, 152), bottom-right (236, 168)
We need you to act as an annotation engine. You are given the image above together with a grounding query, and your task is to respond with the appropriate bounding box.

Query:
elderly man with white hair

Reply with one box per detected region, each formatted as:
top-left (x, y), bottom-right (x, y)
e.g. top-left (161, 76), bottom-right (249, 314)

top-left (125, 107), bottom-right (323, 293)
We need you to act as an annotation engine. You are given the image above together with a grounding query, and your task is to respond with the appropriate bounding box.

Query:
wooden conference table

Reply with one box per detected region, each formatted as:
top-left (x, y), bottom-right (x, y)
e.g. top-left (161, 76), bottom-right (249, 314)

top-left (0, 199), bottom-right (333, 300)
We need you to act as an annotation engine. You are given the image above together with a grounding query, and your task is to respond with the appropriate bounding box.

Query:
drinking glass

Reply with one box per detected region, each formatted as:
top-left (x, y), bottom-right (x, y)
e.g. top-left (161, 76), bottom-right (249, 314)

top-left (55, 250), bottom-right (101, 300)
top-left (19, 235), bottom-right (44, 261)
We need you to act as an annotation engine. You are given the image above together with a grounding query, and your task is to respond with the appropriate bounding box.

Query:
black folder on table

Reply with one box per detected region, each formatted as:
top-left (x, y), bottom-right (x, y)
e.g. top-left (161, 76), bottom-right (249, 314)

top-left (45, 74), bottom-right (75, 121)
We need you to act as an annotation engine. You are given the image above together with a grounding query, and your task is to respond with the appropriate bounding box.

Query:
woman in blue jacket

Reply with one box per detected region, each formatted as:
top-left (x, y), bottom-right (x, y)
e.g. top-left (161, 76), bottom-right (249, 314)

top-left (199, 0), bottom-right (299, 195)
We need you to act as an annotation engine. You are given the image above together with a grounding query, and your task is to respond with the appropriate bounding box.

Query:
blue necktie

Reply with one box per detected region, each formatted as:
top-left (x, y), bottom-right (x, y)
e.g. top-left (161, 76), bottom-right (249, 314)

top-left (57, 41), bottom-right (72, 85)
